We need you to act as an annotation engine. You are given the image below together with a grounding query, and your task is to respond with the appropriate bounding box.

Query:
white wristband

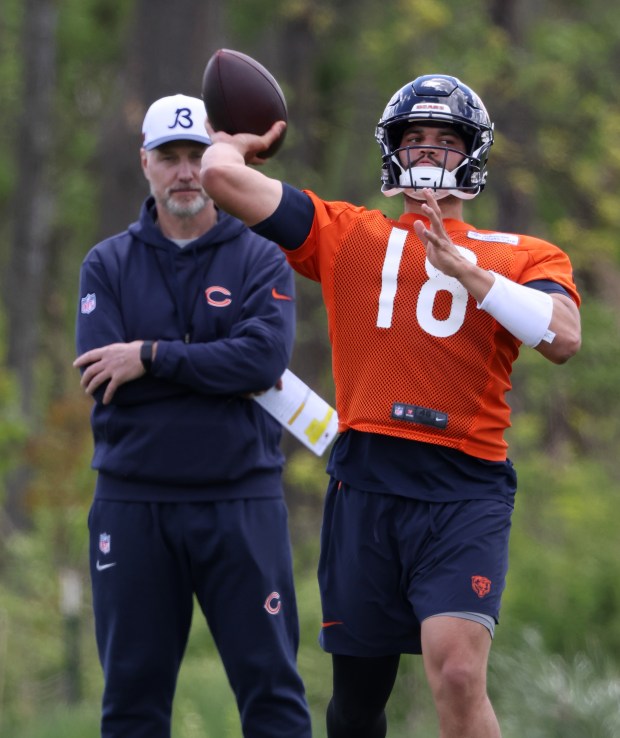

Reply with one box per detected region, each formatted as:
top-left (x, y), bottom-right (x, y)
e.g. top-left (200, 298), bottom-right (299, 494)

top-left (477, 272), bottom-right (555, 348)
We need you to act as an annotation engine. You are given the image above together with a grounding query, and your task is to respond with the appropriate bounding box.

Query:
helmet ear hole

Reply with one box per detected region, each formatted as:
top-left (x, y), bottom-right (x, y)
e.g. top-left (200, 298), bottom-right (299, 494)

top-left (376, 75), bottom-right (494, 199)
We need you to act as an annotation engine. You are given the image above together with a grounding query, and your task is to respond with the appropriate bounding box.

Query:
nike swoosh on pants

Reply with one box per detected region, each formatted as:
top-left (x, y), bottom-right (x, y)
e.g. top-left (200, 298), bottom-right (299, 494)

top-left (96, 560), bottom-right (117, 571)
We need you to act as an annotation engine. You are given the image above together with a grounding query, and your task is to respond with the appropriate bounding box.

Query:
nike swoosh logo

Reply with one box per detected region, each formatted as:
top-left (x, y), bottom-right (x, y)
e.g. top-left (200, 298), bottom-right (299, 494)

top-left (96, 560), bottom-right (117, 571)
top-left (272, 287), bottom-right (293, 301)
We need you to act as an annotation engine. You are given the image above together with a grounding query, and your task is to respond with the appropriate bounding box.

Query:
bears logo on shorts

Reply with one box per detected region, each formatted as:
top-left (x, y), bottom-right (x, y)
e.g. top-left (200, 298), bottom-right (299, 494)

top-left (471, 575), bottom-right (491, 598)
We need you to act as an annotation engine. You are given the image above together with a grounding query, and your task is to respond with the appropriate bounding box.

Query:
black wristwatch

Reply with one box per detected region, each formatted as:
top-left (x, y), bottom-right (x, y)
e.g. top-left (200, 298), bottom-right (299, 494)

top-left (140, 340), bottom-right (154, 372)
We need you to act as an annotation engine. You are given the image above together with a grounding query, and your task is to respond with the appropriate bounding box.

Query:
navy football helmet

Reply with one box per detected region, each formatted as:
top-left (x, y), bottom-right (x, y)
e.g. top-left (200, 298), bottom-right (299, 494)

top-left (375, 75), bottom-right (494, 200)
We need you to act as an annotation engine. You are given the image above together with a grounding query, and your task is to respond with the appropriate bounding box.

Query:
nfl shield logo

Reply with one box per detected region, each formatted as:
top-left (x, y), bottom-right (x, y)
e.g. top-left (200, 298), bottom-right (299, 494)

top-left (81, 293), bottom-right (96, 314)
top-left (99, 533), bottom-right (111, 555)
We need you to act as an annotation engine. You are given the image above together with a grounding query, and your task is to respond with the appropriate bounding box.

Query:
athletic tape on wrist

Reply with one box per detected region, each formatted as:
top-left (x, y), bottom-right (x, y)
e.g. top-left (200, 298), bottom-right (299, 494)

top-left (477, 272), bottom-right (555, 347)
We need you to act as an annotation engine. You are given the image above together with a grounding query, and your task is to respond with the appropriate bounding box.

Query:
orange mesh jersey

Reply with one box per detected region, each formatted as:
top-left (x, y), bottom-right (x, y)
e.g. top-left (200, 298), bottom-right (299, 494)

top-left (284, 191), bottom-right (581, 461)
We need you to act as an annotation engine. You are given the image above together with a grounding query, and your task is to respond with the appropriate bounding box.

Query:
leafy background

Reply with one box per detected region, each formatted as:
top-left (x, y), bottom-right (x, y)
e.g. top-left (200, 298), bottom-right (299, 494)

top-left (1, 0), bottom-right (619, 736)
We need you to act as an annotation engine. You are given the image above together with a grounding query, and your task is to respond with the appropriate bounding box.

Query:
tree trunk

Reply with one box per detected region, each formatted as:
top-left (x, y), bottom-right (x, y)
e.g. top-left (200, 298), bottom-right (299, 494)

top-left (2, 0), bottom-right (58, 530)
top-left (4, 0), bottom-right (58, 417)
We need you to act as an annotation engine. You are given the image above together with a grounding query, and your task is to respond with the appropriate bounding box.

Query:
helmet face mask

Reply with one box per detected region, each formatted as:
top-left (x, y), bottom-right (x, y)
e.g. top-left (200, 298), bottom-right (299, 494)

top-left (375, 75), bottom-right (494, 200)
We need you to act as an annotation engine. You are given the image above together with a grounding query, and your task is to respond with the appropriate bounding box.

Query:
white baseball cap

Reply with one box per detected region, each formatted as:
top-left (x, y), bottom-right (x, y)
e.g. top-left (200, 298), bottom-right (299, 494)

top-left (142, 94), bottom-right (211, 150)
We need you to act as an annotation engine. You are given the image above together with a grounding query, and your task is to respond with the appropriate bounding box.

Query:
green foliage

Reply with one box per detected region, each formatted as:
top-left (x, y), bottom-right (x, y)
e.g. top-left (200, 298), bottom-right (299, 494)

top-left (0, 390), bottom-right (97, 732)
top-left (502, 299), bottom-right (620, 659)
top-left (7, 703), bottom-right (100, 738)
top-left (284, 447), bottom-right (329, 542)
top-left (0, 369), bottom-right (27, 476)
top-left (52, 0), bottom-right (133, 334)
top-left (172, 655), bottom-right (246, 738)
top-left (508, 296), bottom-right (620, 469)
top-left (0, 513), bottom-right (95, 731)
top-left (3, 0), bottom-right (620, 734)
top-left (502, 455), bottom-right (620, 656)
top-left (491, 629), bottom-right (620, 737)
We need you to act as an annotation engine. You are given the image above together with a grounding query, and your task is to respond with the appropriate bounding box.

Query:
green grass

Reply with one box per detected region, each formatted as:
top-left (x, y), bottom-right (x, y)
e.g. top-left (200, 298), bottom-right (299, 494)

top-left (6, 627), bottom-right (620, 738)
top-left (3, 703), bottom-right (100, 738)
top-left (3, 555), bottom-right (620, 738)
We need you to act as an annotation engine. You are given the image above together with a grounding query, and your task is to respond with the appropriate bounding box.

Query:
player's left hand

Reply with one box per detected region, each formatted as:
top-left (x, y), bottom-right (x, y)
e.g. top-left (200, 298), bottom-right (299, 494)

top-left (73, 341), bottom-right (145, 404)
top-left (413, 189), bottom-right (470, 279)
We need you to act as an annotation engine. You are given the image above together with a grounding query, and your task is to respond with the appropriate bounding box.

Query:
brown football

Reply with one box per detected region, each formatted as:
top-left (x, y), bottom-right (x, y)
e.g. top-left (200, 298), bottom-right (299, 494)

top-left (201, 49), bottom-right (287, 158)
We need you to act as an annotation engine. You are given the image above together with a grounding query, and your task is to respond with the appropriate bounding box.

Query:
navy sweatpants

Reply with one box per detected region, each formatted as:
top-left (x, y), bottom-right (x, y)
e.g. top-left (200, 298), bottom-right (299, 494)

top-left (89, 497), bottom-right (312, 738)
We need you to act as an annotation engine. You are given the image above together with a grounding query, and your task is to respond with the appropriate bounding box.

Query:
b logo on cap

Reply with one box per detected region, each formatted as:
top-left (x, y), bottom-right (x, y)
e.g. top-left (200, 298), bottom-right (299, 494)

top-left (169, 107), bottom-right (194, 130)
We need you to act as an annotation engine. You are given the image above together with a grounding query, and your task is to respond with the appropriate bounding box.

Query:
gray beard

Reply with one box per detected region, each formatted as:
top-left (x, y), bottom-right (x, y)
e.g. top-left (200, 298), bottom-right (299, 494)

top-left (157, 190), bottom-right (209, 218)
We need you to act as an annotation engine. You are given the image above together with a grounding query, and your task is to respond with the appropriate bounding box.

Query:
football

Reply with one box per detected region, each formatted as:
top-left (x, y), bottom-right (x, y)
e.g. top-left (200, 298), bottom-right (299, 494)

top-left (201, 48), bottom-right (288, 158)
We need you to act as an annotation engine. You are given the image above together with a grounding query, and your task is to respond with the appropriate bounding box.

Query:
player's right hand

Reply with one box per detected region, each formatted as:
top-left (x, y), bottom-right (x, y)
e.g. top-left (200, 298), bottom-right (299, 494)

top-left (206, 120), bottom-right (286, 165)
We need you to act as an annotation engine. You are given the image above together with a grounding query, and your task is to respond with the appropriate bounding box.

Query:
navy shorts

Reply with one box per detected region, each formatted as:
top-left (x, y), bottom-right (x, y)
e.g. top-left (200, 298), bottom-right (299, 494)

top-left (318, 480), bottom-right (514, 656)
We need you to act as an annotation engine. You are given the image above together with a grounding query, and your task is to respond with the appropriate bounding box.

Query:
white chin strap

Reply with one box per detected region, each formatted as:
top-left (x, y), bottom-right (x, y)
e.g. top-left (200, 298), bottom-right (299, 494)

top-left (400, 166), bottom-right (457, 200)
top-left (382, 159), bottom-right (479, 201)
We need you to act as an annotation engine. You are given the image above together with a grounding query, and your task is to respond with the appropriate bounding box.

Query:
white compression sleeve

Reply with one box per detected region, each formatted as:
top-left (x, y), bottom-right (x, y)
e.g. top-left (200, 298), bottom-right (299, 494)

top-left (477, 272), bottom-right (555, 348)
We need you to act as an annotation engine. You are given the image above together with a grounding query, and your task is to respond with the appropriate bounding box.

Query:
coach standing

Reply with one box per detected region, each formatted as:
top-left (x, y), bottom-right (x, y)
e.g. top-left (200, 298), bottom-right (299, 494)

top-left (74, 94), bottom-right (312, 738)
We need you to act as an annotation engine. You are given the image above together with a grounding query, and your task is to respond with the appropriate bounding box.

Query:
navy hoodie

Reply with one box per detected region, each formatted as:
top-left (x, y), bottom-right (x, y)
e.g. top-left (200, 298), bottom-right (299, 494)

top-left (76, 197), bottom-right (296, 502)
